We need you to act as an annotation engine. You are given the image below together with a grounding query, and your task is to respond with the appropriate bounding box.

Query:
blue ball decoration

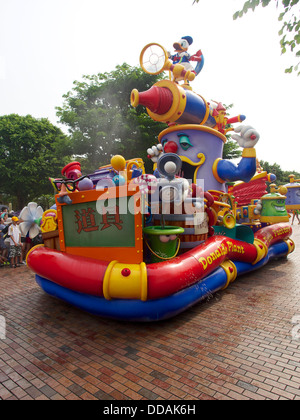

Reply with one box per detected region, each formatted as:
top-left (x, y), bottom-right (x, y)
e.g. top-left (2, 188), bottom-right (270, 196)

top-left (113, 175), bottom-right (126, 186)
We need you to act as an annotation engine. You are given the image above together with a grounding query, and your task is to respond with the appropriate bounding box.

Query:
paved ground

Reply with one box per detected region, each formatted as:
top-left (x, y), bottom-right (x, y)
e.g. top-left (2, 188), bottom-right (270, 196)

top-left (0, 224), bottom-right (299, 400)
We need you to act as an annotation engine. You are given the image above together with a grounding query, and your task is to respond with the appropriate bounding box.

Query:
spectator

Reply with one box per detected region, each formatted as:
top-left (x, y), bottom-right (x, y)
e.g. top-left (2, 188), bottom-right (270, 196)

top-left (21, 231), bottom-right (32, 264)
top-left (0, 212), bottom-right (9, 266)
top-left (8, 216), bottom-right (22, 268)
top-left (4, 215), bottom-right (12, 259)
top-left (0, 205), bottom-right (9, 214)
top-left (292, 209), bottom-right (300, 225)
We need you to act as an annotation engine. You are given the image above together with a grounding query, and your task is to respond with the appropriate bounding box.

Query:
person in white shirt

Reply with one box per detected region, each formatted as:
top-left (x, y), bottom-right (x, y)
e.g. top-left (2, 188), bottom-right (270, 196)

top-left (8, 217), bottom-right (22, 268)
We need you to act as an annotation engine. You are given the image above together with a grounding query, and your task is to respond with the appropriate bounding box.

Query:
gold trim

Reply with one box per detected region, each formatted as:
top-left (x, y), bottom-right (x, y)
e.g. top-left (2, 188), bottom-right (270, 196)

top-left (179, 153), bottom-right (206, 167)
top-left (158, 124), bottom-right (227, 143)
top-left (220, 260), bottom-right (237, 289)
top-left (103, 260), bottom-right (118, 300)
top-left (130, 89), bottom-right (140, 108)
top-left (242, 148), bottom-right (256, 158)
top-left (212, 158), bottom-right (224, 184)
top-left (252, 238), bottom-right (268, 265)
top-left (140, 262), bottom-right (148, 302)
top-left (261, 195), bottom-right (286, 200)
top-left (286, 204), bottom-right (300, 210)
top-left (139, 43), bottom-right (168, 75)
top-left (178, 154), bottom-right (206, 184)
top-left (147, 80), bottom-right (186, 123)
top-left (197, 93), bottom-right (210, 126)
top-left (286, 185), bottom-right (300, 189)
top-left (260, 216), bottom-right (289, 223)
top-left (283, 238), bottom-right (295, 255)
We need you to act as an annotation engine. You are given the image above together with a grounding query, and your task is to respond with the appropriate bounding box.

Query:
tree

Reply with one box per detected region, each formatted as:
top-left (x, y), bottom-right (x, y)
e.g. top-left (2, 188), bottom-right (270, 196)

top-left (260, 160), bottom-right (284, 182)
top-left (233, 0), bottom-right (300, 75)
top-left (223, 138), bottom-right (242, 159)
top-left (0, 114), bottom-right (71, 209)
top-left (193, 0), bottom-right (300, 75)
top-left (56, 64), bottom-right (167, 174)
top-left (260, 159), bottom-right (300, 184)
top-left (223, 103), bottom-right (242, 160)
top-left (57, 63), bottom-right (240, 172)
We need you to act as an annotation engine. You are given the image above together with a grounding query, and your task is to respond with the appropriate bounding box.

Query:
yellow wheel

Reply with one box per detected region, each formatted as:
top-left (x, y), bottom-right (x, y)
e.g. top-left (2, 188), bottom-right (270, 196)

top-left (140, 43), bottom-right (169, 75)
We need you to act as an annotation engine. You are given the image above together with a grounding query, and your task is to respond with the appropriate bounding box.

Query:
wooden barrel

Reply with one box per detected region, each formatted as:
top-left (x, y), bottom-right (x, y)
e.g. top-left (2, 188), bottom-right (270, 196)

top-left (153, 206), bottom-right (208, 252)
top-left (42, 230), bottom-right (60, 251)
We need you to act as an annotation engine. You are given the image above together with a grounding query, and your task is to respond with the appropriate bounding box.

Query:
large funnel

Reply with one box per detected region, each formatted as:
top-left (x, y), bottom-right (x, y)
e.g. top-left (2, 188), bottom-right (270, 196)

top-left (131, 85), bottom-right (173, 115)
top-left (131, 79), bottom-right (217, 127)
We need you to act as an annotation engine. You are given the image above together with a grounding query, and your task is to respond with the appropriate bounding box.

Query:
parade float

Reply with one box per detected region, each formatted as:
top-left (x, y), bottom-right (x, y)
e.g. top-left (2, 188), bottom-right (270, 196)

top-left (24, 39), bottom-right (295, 321)
top-left (284, 174), bottom-right (300, 224)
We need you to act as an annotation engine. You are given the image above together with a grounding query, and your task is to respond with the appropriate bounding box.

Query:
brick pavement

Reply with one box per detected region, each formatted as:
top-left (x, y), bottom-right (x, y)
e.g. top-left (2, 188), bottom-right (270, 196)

top-left (0, 225), bottom-right (299, 400)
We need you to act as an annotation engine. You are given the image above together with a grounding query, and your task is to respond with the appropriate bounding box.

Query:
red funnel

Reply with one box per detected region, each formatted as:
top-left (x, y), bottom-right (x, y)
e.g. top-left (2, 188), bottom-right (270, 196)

top-left (131, 85), bottom-right (173, 115)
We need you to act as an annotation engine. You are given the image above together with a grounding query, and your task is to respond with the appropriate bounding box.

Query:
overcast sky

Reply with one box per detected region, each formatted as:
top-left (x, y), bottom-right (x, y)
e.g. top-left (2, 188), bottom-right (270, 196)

top-left (0, 0), bottom-right (299, 172)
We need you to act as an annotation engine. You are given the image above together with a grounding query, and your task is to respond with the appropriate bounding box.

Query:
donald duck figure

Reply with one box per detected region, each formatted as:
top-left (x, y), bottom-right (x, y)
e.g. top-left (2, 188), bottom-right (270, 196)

top-left (169, 36), bottom-right (204, 79)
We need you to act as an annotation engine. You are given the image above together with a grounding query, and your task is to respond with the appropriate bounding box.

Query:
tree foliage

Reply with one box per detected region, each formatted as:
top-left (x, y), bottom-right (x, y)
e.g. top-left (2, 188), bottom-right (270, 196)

top-left (260, 160), bottom-right (300, 184)
top-left (223, 138), bottom-right (242, 159)
top-left (223, 103), bottom-right (242, 160)
top-left (56, 64), bottom-right (167, 173)
top-left (233, 0), bottom-right (300, 75)
top-left (0, 114), bottom-right (71, 209)
top-left (57, 63), bottom-right (241, 173)
top-left (193, 0), bottom-right (300, 75)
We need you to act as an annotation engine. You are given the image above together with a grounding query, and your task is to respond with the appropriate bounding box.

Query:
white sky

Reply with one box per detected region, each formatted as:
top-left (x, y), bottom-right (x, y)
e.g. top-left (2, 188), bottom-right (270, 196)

top-left (0, 0), bottom-right (299, 171)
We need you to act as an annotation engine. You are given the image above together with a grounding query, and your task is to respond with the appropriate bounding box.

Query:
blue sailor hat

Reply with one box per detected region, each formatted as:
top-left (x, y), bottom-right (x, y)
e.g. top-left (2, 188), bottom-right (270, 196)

top-left (181, 36), bottom-right (193, 46)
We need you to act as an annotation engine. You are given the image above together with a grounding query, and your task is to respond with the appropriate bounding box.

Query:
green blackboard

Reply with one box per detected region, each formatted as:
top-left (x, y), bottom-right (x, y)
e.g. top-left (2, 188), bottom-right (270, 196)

top-left (62, 197), bottom-right (135, 248)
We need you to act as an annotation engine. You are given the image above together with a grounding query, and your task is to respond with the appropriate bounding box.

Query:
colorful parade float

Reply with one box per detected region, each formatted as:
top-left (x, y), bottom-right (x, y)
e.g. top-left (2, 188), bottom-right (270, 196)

top-left (284, 174), bottom-right (300, 224)
top-left (25, 38), bottom-right (295, 321)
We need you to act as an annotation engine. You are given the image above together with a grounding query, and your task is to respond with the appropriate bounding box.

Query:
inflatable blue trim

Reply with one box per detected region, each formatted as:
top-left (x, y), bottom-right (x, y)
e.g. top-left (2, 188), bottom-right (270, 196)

top-left (35, 241), bottom-right (289, 322)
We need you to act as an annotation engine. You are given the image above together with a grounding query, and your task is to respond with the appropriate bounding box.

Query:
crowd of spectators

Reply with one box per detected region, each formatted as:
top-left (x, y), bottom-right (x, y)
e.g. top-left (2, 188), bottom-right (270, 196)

top-left (0, 205), bottom-right (36, 268)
